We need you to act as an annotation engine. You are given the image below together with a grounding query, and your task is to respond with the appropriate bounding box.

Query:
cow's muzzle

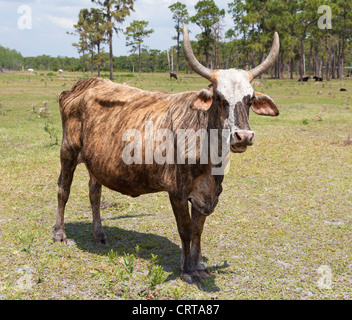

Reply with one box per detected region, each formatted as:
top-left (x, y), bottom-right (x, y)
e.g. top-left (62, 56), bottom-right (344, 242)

top-left (230, 130), bottom-right (255, 153)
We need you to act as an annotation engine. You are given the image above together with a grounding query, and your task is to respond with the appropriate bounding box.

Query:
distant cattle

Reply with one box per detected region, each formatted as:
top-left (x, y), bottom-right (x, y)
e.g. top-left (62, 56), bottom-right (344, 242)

top-left (340, 88), bottom-right (347, 92)
top-left (298, 76), bottom-right (309, 82)
top-left (28, 69), bottom-right (34, 73)
top-left (170, 73), bottom-right (178, 80)
top-left (313, 76), bottom-right (323, 82)
top-left (59, 69), bottom-right (64, 75)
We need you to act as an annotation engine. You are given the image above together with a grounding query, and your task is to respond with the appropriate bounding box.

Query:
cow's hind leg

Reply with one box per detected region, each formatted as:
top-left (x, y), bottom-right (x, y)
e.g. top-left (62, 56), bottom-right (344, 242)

top-left (169, 194), bottom-right (201, 284)
top-left (53, 151), bottom-right (77, 244)
top-left (89, 173), bottom-right (107, 244)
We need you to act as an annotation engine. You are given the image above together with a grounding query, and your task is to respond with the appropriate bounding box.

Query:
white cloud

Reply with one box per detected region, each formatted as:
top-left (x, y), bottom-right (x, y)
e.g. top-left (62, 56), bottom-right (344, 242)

top-left (45, 14), bottom-right (75, 30)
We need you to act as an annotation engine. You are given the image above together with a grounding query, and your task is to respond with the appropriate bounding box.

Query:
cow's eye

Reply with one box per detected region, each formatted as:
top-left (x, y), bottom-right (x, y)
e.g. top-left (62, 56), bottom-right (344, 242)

top-left (249, 95), bottom-right (256, 106)
top-left (215, 90), bottom-right (225, 101)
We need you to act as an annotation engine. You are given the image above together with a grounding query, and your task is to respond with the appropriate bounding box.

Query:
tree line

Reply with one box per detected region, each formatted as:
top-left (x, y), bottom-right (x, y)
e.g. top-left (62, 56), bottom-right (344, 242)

top-left (1, 0), bottom-right (351, 81)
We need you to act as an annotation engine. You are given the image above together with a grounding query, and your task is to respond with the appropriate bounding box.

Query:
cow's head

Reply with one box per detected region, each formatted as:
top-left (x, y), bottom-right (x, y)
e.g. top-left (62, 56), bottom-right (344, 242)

top-left (183, 24), bottom-right (280, 153)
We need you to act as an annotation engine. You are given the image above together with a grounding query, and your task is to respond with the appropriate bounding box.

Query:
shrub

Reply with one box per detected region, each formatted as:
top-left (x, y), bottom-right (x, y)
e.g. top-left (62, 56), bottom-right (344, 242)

top-left (44, 122), bottom-right (60, 145)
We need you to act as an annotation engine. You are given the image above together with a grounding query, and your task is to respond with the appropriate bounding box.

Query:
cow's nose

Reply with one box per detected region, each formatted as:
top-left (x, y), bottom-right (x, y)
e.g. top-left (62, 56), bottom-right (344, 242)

top-left (233, 130), bottom-right (255, 146)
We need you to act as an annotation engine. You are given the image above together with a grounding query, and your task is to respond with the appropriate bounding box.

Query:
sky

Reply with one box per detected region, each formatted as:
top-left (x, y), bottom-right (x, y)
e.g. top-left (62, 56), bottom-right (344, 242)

top-left (0, 0), bottom-right (233, 58)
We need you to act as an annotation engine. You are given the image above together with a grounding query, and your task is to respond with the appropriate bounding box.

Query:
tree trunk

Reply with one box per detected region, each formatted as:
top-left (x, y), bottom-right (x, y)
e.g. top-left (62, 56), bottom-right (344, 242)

top-left (90, 49), bottom-right (94, 76)
top-left (299, 37), bottom-right (305, 80)
top-left (308, 41), bottom-right (313, 78)
top-left (82, 50), bottom-right (86, 76)
top-left (339, 9), bottom-right (346, 81)
top-left (280, 57), bottom-right (285, 79)
top-left (332, 48), bottom-right (337, 79)
top-left (138, 43), bottom-right (142, 77)
top-left (326, 57), bottom-right (330, 81)
top-left (171, 47), bottom-right (174, 73)
top-left (97, 43), bottom-right (101, 77)
top-left (338, 32), bottom-right (345, 81)
top-left (109, 30), bottom-right (114, 81)
top-left (260, 52), bottom-right (264, 84)
top-left (326, 33), bottom-right (330, 81)
top-left (176, 27), bottom-right (180, 75)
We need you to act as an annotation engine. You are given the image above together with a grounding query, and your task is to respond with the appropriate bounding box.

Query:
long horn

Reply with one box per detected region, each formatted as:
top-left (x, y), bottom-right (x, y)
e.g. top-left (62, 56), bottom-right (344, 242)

top-left (183, 23), bottom-right (213, 81)
top-left (248, 32), bottom-right (280, 81)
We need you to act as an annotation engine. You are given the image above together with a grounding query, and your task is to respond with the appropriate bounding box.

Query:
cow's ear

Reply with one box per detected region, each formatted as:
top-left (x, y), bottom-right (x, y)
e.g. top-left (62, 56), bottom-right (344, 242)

top-left (191, 87), bottom-right (213, 111)
top-left (251, 92), bottom-right (279, 116)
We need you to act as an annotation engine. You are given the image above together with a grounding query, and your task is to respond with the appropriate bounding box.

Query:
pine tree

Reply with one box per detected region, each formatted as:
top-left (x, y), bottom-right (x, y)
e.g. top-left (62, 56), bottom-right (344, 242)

top-left (190, 0), bottom-right (225, 68)
top-left (125, 20), bottom-right (154, 77)
top-left (92, 0), bottom-right (134, 80)
top-left (169, 2), bottom-right (189, 75)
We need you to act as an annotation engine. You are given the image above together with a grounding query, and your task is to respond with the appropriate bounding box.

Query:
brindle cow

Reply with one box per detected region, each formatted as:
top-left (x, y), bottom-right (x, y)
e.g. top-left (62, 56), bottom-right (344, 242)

top-left (53, 24), bottom-right (280, 284)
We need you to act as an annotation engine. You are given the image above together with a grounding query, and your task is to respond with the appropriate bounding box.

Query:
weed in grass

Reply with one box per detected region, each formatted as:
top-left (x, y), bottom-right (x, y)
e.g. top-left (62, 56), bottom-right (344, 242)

top-left (15, 230), bottom-right (35, 254)
top-left (38, 101), bottom-right (51, 119)
top-left (90, 268), bottom-right (116, 294)
top-left (107, 249), bottom-right (118, 264)
top-left (173, 287), bottom-right (181, 300)
top-left (123, 253), bottom-right (135, 277)
top-left (44, 122), bottom-right (60, 145)
top-left (146, 254), bottom-right (167, 291)
top-left (92, 251), bottom-right (136, 298)
top-left (316, 106), bottom-right (326, 121)
top-left (345, 99), bottom-right (350, 109)
top-left (28, 103), bottom-right (37, 120)
top-left (135, 244), bottom-right (140, 257)
top-left (343, 135), bottom-right (352, 146)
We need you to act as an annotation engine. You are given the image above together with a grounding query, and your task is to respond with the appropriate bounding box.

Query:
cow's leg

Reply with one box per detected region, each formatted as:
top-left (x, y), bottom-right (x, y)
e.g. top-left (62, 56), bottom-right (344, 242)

top-left (169, 194), bottom-right (201, 284)
top-left (89, 173), bottom-right (107, 244)
top-left (53, 151), bottom-right (77, 244)
top-left (191, 207), bottom-right (213, 279)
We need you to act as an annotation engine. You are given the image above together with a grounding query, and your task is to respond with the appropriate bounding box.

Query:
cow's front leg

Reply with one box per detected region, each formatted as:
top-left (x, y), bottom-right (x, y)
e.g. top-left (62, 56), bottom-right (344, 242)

top-left (191, 206), bottom-right (213, 280)
top-left (89, 173), bottom-right (107, 244)
top-left (169, 194), bottom-right (200, 284)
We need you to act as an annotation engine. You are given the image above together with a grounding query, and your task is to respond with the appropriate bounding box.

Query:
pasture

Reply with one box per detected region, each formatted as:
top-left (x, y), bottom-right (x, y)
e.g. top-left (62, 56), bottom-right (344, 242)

top-left (0, 71), bottom-right (351, 300)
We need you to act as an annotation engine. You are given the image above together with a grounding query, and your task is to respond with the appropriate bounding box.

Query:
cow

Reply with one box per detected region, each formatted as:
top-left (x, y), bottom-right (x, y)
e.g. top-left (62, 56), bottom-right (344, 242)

top-left (53, 24), bottom-right (280, 284)
top-left (298, 76), bottom-right (309, 82)
top-left (170, 72), bottom-right (178, 80)
top-left (313, 76), bottom-right (323, 82)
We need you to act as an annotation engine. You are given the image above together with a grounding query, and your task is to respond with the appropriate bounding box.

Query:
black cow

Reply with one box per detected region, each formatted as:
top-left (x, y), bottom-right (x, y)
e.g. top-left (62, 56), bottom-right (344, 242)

top-left (298, 76), bottom-right (309, 82)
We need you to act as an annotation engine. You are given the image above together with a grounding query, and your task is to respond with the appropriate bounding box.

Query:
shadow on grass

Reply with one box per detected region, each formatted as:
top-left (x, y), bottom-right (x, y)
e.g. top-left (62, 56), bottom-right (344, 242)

top-left (65, 220), bottom-right (220, 292)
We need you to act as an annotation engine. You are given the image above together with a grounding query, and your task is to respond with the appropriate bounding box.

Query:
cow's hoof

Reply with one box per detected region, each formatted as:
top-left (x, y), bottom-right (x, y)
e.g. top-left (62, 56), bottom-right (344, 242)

top-left (93, 232), bottom-right (108, 245)
top-left (181, 270), bottom-right (201, 284)
top-left (53, 232), bottom-right (67, 244)
top-left (197, 268), bottom-right (214, 280)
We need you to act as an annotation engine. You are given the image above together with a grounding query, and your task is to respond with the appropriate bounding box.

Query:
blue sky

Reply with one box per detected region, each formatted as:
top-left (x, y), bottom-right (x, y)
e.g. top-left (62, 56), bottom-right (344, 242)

top-left (0, 0), bottom-right (232, 58)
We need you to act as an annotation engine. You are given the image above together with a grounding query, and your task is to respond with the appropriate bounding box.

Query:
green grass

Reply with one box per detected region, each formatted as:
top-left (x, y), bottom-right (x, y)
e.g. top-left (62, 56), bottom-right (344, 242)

top-left (0, 71), bottom-right (351, 300)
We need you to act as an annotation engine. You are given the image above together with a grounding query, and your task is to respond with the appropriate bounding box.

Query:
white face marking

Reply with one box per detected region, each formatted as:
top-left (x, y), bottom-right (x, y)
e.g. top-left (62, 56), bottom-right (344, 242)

top-left (216, 69), bottom-right (254, 135)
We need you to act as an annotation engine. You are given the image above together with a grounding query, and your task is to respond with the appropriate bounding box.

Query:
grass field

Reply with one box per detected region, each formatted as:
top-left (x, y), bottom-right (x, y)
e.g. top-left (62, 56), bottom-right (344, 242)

top-left (0, 71), bottom-right (351, 300)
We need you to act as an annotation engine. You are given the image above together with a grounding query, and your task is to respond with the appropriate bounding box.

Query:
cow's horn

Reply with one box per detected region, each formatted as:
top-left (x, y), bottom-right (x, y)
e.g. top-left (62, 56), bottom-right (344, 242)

top-left (248, 32), bottom-right (280, 81)
top-left (183, 23), bottom-right (213, 81)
